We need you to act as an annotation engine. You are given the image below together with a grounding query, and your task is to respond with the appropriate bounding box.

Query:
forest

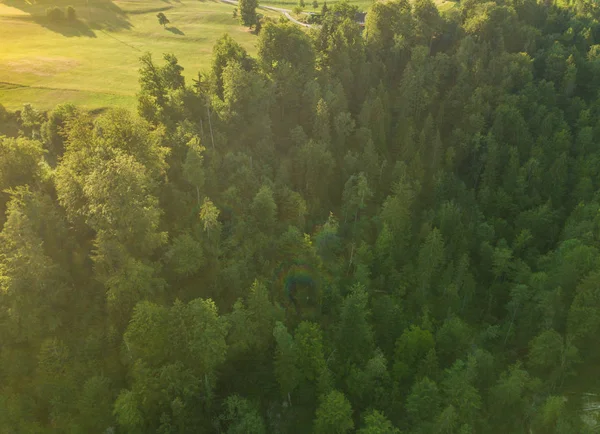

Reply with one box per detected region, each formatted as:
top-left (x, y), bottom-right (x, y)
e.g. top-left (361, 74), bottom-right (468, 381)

top-left (2, 0), bottom-right (600, 432)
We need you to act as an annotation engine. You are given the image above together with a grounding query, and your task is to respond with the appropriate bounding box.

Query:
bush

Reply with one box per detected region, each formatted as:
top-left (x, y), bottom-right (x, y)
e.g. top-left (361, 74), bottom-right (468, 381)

top-left (46, 6), bottom-right (64, 22)
top-left (292, 5), bottom-right (303, 15)
top-left (66, 6), bottom-right (76, 21)
top-left (307, 13), bottom-right (322, 24)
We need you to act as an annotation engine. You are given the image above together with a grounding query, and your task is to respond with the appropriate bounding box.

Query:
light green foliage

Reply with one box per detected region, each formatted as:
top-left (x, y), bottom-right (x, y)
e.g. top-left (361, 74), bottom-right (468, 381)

top-left (441, 360), bottom-right (481, 426)
top-left (358, 409), bottom-right (400, 434)
top-left (228, 280), bottom-right (281, 356)
top-left (40, 103), bottom-right (77, 160)
top-left (258, 22), bottom-right (315, 76)
top-left (117, 298), bottom-right (228, 432)
top-left (138, 53), bottom-right (185, 124)
top-left (0, 136), bottom-right (45, 192)
top-left (0, 189), bottom-right (70, 342)
top-left (182, 138), bottom-right (206, 203)
top-left (335, 284), bottom-right (374, 368)
top-left (84, 153), bottom-right (165, 251)
top-left (56, 109), bottom-right (168, 224)
top-left (211, 34), bottom-right (252, 99)
top-left (165, 233), bottom-right (204, 277)
top-left (219, 60), bottom-right (271, 146)
top-left (199, 197), bottom-right (221, 240)
top-left (273, 321), bottom-right (301, 399)
top-left (314, 390), bottom-right (354, 434)
top-left (239, 0), bottom-right (258, 27)
top-left (295, 321), bottom-right (331, 392)
top-left (406, 377), bottom-right (441, 427)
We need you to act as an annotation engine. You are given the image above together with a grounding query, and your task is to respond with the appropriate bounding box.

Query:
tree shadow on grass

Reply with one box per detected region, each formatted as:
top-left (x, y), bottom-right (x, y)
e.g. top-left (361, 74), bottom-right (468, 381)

top-left (166, 26), bottom-right (184, 35)
top-left (32, 17), bottom-right (98, 37)
top-left (4, 0), bottom-right (132, 36)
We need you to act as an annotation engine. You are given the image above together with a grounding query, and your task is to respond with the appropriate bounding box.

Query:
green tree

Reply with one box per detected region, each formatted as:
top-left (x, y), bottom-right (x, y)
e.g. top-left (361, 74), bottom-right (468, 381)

top-left (335, 284), bottom-right (374, 369)
top-left (0, 136), bottom-right (45, 193)
top-left (239, 0), bottom-right (258, 28)
top-left (527, 329), bottom-right (579, 389)
top-left (199, 197), bottom-right (221, 240)
top-left (489, 363), bottom-right (539, 433)
top-left (220, 395), bottom-right (265, 434)
top-left (20, 103), bottom-right (42, 139)
top-left (251, 185), bottom-right (277, 233)
top-left (295, 321), bottom-right (331, 393)
top-left (40, 103), bottom-right (77, 161)
top-left (157, 12), bottom-right (169, 27)
top-left (182, 137), bottom-right (206, 204)
top-left (406, 377), bottom-right (441, 429)
top-left (393, 325), bottom-right (435, 383)
top-left (211, 34), bottom-right (251, 99)
top-left (357, 410), bottom-right (400, 434)
top-left (165, 233), bottom-right (204, 277)
top-left (75, 376), bottom-right (115, 433)
top-left (314, 390), bottom-right (354, 434)
top-left (273, 321), bottom-right (301, 403)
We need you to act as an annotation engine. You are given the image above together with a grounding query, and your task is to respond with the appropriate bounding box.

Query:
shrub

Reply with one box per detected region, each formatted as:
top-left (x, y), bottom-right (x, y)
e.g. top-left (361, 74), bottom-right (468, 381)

top-left (46, 6), bottom-right (64, 22)
top-left (66, 6), bottom-right (76, 21)
top-left (292, 5), bottom-right (303, 15)
top-left (307, 13), bottom-right (322, 24)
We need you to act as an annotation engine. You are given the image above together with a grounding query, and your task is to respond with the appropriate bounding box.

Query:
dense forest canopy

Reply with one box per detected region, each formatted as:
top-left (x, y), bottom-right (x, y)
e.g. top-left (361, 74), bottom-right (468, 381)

top-left (3, 0), bottom-right (600, 432)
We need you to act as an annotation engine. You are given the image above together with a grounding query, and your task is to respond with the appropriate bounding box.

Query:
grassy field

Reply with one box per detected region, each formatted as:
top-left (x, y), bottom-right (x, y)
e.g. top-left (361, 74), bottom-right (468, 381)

top-left (0, 0), bottom-right (455, 112)
top-left (0, 0), bottom-right (265, 111)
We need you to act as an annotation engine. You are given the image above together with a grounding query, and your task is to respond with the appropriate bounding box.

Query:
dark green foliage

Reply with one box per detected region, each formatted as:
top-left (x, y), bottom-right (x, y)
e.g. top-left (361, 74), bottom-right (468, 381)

top-left (157, 12), bottom-right (169, 27)
top-left (5, 1), bottom-right (600, 432)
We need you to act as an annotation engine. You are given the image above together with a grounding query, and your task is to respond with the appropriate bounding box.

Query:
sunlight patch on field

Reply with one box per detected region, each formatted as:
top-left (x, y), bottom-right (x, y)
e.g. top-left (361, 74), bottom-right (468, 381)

top-left (6, 56), bottom-right (80, 77)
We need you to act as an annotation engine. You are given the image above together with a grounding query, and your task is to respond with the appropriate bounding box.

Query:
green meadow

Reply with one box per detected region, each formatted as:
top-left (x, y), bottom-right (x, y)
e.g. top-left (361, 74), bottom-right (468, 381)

top-left (0, 0), bottom-right (455, 111)
top-left (0, 0), bottom-right (264, 110)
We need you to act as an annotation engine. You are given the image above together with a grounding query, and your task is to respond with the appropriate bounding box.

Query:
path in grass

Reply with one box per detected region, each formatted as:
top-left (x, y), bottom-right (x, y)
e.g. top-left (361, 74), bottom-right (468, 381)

top-left (221, 0), bottom-right (313, 28)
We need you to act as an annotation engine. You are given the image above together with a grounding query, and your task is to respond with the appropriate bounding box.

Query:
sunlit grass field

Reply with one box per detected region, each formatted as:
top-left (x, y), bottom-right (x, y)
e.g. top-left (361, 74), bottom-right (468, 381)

top-left (0, 0), bottom-right (455, 111)
top-left (0, 0), bottom-right (263, 110)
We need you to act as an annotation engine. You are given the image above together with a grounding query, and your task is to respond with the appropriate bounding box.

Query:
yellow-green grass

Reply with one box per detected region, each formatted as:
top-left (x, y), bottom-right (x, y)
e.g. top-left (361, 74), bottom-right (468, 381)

top-left (0, 0), bottom-right (262, 111)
